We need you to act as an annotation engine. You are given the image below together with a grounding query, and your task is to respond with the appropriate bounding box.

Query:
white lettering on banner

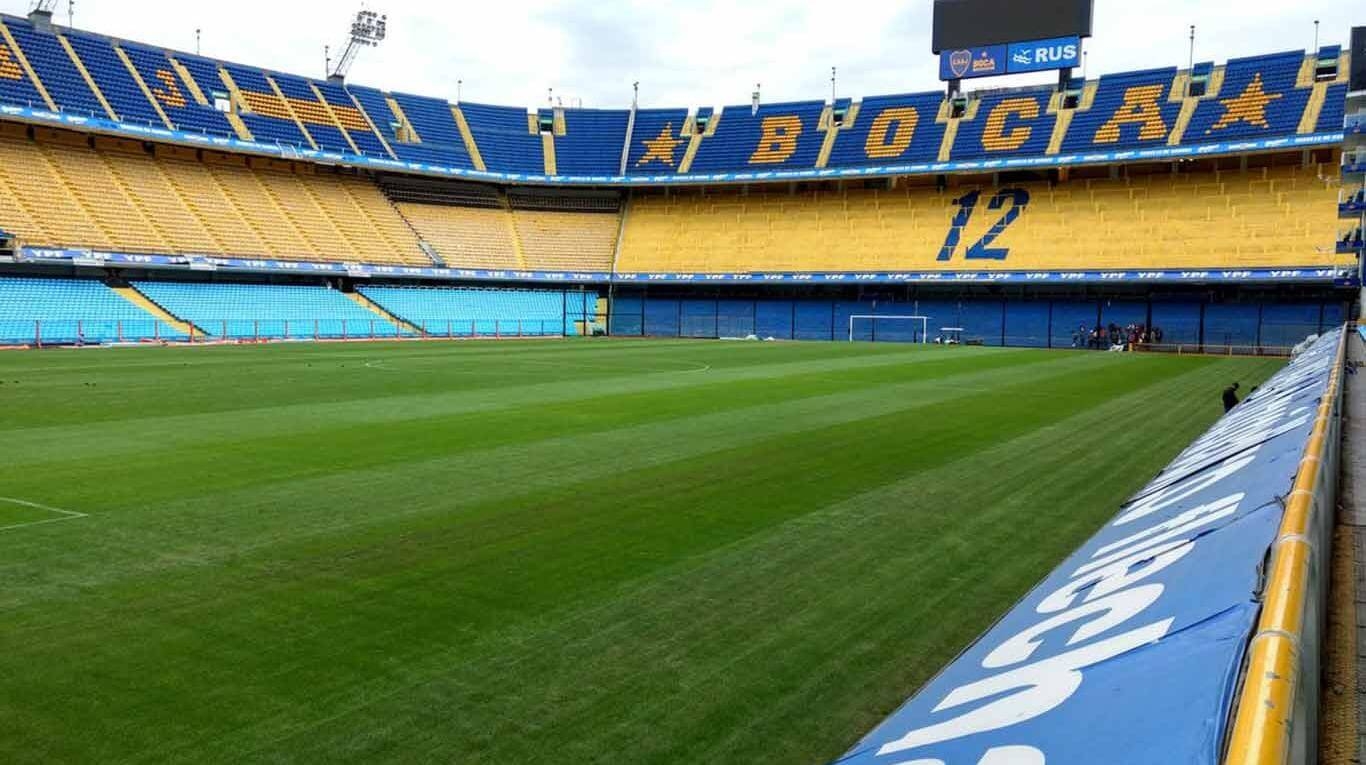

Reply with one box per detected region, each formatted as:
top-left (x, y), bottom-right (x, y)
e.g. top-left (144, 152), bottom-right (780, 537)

top-left (982, 585), bottom-right (1165, 669)
top-left (875, 618), bottom-right (1172, 757)
top-left (1079, 494), bottom-right (1244, 579)
top-left (895, 745), bottom-right (1045, 765)
top-left (1113, 452), bottom-right (1256, 526)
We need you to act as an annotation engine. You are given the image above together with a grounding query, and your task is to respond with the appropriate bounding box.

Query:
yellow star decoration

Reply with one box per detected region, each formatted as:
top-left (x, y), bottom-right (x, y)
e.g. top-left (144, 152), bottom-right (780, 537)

top-left (0, 43), bottom-right (23, 81)
top-left (636, 123), bottom-right (683, 167)
top-left (1206, 73), bottom-right (1282, 134)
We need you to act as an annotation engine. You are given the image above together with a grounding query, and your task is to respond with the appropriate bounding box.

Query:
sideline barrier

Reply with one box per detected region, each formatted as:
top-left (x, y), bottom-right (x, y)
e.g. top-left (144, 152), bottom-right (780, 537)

top-left (1224, 327), bottom-right (1348, 765)
top-left (834, 327), bottom-right (1346, 765)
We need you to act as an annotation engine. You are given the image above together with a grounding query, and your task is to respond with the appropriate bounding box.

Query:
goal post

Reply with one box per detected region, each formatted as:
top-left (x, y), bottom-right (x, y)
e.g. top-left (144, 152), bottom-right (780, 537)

top-left (848, 315), bottom-right (931, 344)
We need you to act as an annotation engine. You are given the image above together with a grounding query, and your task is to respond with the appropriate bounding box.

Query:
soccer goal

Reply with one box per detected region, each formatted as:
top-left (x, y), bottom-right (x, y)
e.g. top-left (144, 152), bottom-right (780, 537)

top-left (847, 315), bottom-right (930, 343)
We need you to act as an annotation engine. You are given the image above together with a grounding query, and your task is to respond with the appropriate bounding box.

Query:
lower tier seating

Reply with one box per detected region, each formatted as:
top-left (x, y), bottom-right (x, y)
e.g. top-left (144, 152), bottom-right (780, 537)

top-left (133, 281), bottom-right (403, 339)
top-left (0, 276), bottom-right (184, 344)
top-left (617, 162), bottom-right (1350, 273)
top-left (358, 285), bottom-right (598, 336)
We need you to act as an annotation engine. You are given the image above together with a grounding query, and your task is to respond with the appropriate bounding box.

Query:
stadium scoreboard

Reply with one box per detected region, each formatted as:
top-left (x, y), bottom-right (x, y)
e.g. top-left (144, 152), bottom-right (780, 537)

top-left (932, 0), bottom-right (1093, 82)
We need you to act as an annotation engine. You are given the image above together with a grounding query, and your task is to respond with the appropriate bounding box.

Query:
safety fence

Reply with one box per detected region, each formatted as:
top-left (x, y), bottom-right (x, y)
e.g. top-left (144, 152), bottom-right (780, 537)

top-left (832, 327), bottom-right (1347, 765)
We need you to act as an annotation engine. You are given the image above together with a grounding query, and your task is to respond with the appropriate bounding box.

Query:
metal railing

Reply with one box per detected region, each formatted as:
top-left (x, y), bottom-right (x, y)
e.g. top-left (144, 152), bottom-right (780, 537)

top-left (1223, 327), bottom-right (1348, 764)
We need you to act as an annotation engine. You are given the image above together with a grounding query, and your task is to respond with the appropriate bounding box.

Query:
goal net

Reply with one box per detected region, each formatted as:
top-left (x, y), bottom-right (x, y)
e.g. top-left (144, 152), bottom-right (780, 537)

top-left (847, 315), bottom-right (930, 344)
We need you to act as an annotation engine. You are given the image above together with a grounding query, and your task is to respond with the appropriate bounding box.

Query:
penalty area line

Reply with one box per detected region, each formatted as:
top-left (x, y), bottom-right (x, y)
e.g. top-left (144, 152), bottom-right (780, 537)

top-left (0, 496), bottom-right (88, 533)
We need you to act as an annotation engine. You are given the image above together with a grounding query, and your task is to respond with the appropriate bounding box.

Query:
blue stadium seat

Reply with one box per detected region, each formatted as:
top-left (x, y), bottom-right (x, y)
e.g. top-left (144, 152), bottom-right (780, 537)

top-left (1185, 51), bottom-right (1310, 143)
top-left (118, 42), bottom-right (235, 137)
top-left (950, 86), bottom-right (1053, 160)
top-left (459, 101), bottom-right (541, 174)
top-left (554, 109), bottom-right (628, 176)
top-left (133, 281), bottom-right (403, 339)
top-left (358, 285), bottom-right (597, 336)
top-left (270, 72), bottom-right (351, 154)
top-left (690, 100), bottom-right (825, 173)
top-left (0, 276), bottom-right (183, 344)
top-left (219, 64), bottom-right (308, 147)
top-left (625, 107), bottom-right (689, 174)
top-left (1061, 67), bottom-right (1181, 152)
top-left (60, 31), bottom-right (164, 127)
top-left (827, 92), bottom-right (946, 168)
top-left (1317, 83), bottom-right (1348, 133)
top-left (358, 88), bottom-right (473, 168)
top-left (4, 18), bottom-right (104, 118)
top-left (314, 80), bottom-right (390, 158)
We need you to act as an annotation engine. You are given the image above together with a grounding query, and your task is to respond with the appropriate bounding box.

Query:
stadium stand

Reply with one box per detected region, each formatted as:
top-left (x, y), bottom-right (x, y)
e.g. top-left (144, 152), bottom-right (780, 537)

top-left (133, 280), bottom-right (402, 339)
top-left (0, 21), bottom-right (49, 110)
top-left (219, 63), bottom-right (311, 147)
top-left (826, 92), bottom-right (949, 168)
top-left (616, 162), bottom-right (1345, 273)
top-left (458, 101), bottom-right (544, 175)
top-left (0, 130), bottom-right (427, 265)
top-left (358, 284), bottom-right (597, 336)
top-left (314, 79), bottom-right (391, 158)
top-left (60, 31), bottom-right (166, 128)
top-left (270, 71), bottom-right (352, 154)
top-left (689, 100), bottom-right (826, 172)
top-left (555, 109), bottom-right (629, 176)
top-left (948, 86), bottom-right (1055, 161)
top-left (118, 42), bottom-right (237, 137)
top-left (1184, 51), bottom-right (1312, 143)
top-left (0, 275), bottom-right (184, 344)
top-left (625, 107), bottom-right (690, 173)
top-left (1062, 67), bottom-right (1183, 152)
top-left (386, 91), bottom-right (476, 168)
top-left (2, 17), bottom-right (104, 118)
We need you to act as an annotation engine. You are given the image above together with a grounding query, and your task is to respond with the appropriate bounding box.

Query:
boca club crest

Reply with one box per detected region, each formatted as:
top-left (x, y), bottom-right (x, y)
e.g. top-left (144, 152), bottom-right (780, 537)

top-left (949, 50), bottom-right (972, 79)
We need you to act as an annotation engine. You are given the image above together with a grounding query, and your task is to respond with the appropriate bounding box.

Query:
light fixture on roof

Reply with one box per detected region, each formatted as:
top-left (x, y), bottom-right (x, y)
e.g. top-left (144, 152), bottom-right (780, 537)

top-left (328, 7), bottom-right (387, 83)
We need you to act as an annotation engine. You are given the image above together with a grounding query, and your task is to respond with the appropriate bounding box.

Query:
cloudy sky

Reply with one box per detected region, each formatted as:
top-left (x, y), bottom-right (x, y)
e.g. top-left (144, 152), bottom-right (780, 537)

top-left (3, 0), bottom-right (1357, 110)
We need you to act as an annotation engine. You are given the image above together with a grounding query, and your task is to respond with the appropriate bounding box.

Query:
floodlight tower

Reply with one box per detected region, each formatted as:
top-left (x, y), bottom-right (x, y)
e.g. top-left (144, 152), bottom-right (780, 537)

top-left (328, 8), bottom-right (387, 83)
top-left (27, 0), bottom-right (59, 30)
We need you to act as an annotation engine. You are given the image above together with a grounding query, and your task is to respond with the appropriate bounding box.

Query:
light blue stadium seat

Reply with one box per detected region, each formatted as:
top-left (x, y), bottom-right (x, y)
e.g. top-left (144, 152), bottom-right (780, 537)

top-left (358, 286), bottom-right (598, 337)
top-left (5, 18), bottom-right (105, 118)
top-left (0, 276), bottom-right (183, 344)
top-left (132, 281), bottom-right (404, 339)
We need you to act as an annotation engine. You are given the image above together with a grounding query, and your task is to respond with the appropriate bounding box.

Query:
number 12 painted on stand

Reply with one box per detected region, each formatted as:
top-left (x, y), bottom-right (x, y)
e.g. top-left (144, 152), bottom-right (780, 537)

top-left (936, 188), bottom-right (1031, 261)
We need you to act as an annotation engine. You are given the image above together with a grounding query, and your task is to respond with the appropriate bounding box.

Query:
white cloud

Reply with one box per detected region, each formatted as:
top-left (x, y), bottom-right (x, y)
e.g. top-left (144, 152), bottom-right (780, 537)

top-left (3, 0), bottom-right (1358, 111)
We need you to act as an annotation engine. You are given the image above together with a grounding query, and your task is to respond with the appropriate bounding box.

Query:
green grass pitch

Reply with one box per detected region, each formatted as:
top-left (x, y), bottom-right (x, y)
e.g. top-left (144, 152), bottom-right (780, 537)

top-left (0, 339), bottom-right (1282, 763)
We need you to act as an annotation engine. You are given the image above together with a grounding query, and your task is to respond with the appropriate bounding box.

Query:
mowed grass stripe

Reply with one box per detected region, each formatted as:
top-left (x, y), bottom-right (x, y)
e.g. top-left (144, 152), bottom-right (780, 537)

top-left (0, 341), bottom-right (1280, 764)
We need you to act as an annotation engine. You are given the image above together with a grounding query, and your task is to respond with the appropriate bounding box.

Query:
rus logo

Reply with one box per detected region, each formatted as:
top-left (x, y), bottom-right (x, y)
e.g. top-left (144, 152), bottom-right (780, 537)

top-left (949, 50), bottom-right (972, 78)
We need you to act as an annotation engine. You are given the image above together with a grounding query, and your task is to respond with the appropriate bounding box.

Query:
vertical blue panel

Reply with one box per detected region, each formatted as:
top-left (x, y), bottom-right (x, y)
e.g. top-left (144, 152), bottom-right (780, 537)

top-left (642, 298), bottom-right (680, 337)
top-left (1258, 303), bottom-right (1322, 347)
top-left (1003, 302), bottom-right (1050, 347)
top-left (754, 301), bottom-right (795, 339)
top-left (1150, 301), bottom-right (1202, 344)
top-left (835, 301), bottom-right (878, 342)
top-left (1049, 300), bottom-right (1099, 349)
top-left (1100, 300), bottom-right (1148, 328)
top-left (1322, 302), bottom-right (1345, 329)
top-left (679, 299), bottom-right (718, 338)
top-left (958, 299), bottom-right (1005, 346)
top-left (1202, 304), bottom-right (1260, 346)
top-left (794, 301), bottom-right (835, 341)
top-left (716, 299), bottom-right (756, 338)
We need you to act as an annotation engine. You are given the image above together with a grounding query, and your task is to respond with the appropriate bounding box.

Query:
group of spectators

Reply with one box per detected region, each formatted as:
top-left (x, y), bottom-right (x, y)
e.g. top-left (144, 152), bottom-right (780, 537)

top-left (1072, 322), bottom-right (1164, 351)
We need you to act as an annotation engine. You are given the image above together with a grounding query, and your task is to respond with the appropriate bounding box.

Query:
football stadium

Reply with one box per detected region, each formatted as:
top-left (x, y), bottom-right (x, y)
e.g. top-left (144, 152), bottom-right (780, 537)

top-left (1, 0), bottom-right (1365, 762)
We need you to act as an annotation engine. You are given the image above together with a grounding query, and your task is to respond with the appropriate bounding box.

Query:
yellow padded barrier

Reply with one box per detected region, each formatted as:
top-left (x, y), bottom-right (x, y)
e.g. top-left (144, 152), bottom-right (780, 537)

top-left (616, 164), bottom-right (1349, 273)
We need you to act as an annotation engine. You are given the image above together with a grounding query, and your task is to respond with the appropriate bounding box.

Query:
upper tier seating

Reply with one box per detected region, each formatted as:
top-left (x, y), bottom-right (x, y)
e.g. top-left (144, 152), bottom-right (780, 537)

top-left (555, 109), bottom-right (629, 176)
top-left (0, 14), bottom-right (1345, 175)
top-left (1185, 51), bottom-right (1311, 143)
top-left (617, 162), bottom-right (1348, 273)
top-left (221, 64), bottom-right (308, 147)
top-left (134, 280), bottom-right (401, 338)
top-left (0, 132), bottom-right (426, 265)
top-left (949, 87), bottom-right (1054, 161)
top-left (827, 92), bottom-right (947, 168)
top-left (690, 100), bottom-right (826, 172)
top-left (2, 18), bottom-right (103, 117)
top-left (459, 101), bottom-right (543, 174)
top-left (118, 42), bottom-right (236, 137)
top-left (625, 108), bottom-right (689, 174)
top-left (0, 276), bottom-right (183, 343)
top-left (358, 285), bottom-right (596, 336)
top-left (0, 32), bottom-right (45, 109)
top-left (1062, 67), bottom-right (1182, 152)
top-left (60, 31), bottom-right (164, 127)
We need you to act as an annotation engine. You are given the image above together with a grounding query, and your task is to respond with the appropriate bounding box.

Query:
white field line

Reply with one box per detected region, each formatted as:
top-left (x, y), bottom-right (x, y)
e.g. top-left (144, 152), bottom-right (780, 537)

top-left (0, 496), bottom-right (88, 532)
